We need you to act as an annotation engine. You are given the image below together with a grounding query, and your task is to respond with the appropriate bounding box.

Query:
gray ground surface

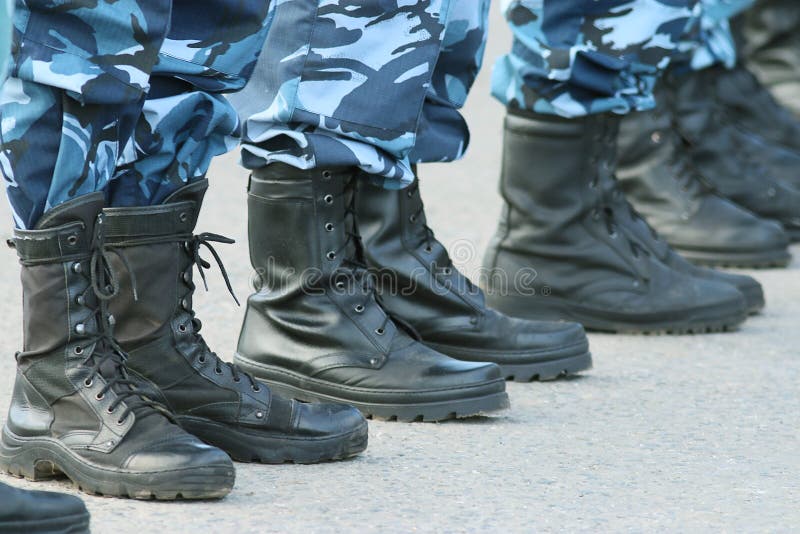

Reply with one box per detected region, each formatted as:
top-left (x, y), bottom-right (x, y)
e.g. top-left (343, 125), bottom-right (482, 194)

top-left (1, 10), bottom-right (799, 534)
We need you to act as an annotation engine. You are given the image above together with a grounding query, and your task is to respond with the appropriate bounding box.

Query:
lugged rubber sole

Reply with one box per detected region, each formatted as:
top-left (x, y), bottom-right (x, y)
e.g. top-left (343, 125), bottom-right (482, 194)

top-left (177, 416), bottom-right (368, 464)
top-left (487, 295), bottom-right (747, 335)
top-left (497, 352), bottom-right (592, 382)
top-left (234, 355), bottom-right (509, 423)
top-left (0, 429), bottom-right (235, 500)
top-left (0, 511), bottom-right (90, 534)
top-left (674, 246), bottom-right (791, 269)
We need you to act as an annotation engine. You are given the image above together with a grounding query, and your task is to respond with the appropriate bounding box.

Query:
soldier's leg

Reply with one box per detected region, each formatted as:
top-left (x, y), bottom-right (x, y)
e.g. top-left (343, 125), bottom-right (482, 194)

top-left (0, 0), bottom-right (95, 524)
top-left (484, 0), bottom-right (764, 335)
top-left (105, 0), bottom-right (369, 464)
top-left (354, 1), bottom-right (593, 382)
top-left (0, 1), bottom-right (239, 500)
top-left (664, 0), bottom-right (800, 241)
top-left (738, 0), bottom-right (800, 117)
top-left (231, 1), bottom-right (512, 421)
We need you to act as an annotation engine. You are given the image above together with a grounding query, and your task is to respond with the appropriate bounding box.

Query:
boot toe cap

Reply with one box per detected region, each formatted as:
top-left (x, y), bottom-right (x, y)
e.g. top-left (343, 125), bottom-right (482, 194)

top-left (124, 436), bottom-right (233, 472)
top-left (294, 402), bottom-right (367, 438)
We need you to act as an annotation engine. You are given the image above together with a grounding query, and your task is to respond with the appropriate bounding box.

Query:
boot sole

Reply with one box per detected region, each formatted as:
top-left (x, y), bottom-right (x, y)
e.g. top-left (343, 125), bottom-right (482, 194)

top-left (0, 511), bottom-right (90, 534)
top-left (234, 355), bottom-right (509, 423)
top-left (487, 295), bottom-right (747, 335)
top-left (176, 416), bottom-right (368, 464)
top-left (424, 343), bottom-right (593, 382)
top-left (674, 246), bottom-right (791, 269)
top-left (0, 429), bottom-right (234, 500)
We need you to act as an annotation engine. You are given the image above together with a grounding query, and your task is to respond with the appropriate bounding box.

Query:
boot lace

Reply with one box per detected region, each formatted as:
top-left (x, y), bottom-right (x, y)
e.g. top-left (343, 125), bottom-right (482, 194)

top-left (405, 180), bottom-right (477, 292)
top-left (331, 178), bottom-right (420, 339)
top-left (178, 233), bottom-right (262, 391)
top-left (74, 215), bottom-right (171, 425)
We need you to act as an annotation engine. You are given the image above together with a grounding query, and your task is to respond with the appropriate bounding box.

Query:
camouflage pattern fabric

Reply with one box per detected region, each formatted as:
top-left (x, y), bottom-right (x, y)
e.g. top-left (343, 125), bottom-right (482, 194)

top-left (492, 0), bottom-right (702, 117)
top-left (1, 0), bottom-right (269, 228)
top-left (683, 0), bottom-right (755, 70)
top-left (0, 0), bottom-right (11, 83)
top-left (233, 0), bottom-right (491, 190)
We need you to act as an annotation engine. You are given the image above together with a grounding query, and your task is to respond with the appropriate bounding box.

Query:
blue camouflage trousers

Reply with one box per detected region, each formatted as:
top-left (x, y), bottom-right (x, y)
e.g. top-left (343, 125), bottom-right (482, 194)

top-left (2, 0), bottom-right (761, 223)
top-left (492, 0), bottom-right (755, 117)
top-left (237, 0), bottom-right (755, 188)
top-left (1, 0), bottom-right (10, 82)
top-left (1, 0), bottom-right (269, 229)
top-left (233, 1), bottom-right (491, 190)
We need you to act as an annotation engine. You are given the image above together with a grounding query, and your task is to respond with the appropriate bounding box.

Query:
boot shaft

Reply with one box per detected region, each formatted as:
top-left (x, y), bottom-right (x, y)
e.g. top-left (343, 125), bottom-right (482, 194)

top-left (500, 110), bottom-right (620, 232)
top-left (102, 185), bottom-right (204, 348)
top-left (247, 164), bottom-right (358, 293)
top-left (356, 178), bottom-right (485, 322)
top-left (12, 194), bottom-right (104, 361)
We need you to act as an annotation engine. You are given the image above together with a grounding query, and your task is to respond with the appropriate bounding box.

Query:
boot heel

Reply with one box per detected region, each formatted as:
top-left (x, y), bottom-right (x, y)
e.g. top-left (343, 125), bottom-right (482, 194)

top-left (0, 429), bottom-right (61, 482)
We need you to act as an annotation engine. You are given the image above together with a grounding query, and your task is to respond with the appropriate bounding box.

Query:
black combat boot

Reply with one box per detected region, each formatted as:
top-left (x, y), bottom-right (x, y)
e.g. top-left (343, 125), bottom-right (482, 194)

top-left (738, 0), bottom-right (800, 118)
top-left (617, 88), bottom-right (790, 268)
top-left (482, 110), bottom-right (748, 334)
top-left (0, 481), bottom-right (89, 534)
top-left (355, 177), bottom-right (591, 381)
top-left (234, 165), bottom-right (509, 422)
top-left (601, 185), bottom-right (767, 315)
top-left (0, 194), bottom-right (235, 500)
top-left (102, 180), bottom-right (368, 463)
top-left (710, 63), bottom-right (800, 153)
top-left (664, 69), bottom-right (800, 240)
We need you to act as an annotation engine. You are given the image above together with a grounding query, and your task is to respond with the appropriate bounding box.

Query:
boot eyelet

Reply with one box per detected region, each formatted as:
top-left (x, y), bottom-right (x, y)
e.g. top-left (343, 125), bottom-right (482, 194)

top-left (233, 377), bottom-right (241, 383)
top-left (106, 406), bottom-right (115, 414)
top-left (335, 281), bottom-right (345, 290)
top-left (183, 272), bottom-right (191, 283)
top-left (374, 328), bottom-right (385, 336)
top-left (424, 246), bottom-right (433, 253)
top-left (72, 262), bottom-right (82, 273)
top-left (95, 392), bottom-right (105, 401)
top-left (409, 215), bottom-right (417, 223)
top-left (198, 356), bottom-right (206, 364)
top-left (178, 324), bottom-right (187, 333)
top-left (116, 417), bottom-right (127, 426)
top-left (181, 298), bottom-right (189, 310)
top-left (75, 323), bottom-right (86, 335)
top-left (326, 251), bottom-right (336, 260)
top-left (74, 346), bottom-right (84, 355)
top-left (252, 385), bottom-right (262, 393)
top-left (354, 304), bottom-right (365, 313)
top-left (214, 368), bottom-right (223, 375)
top-left (75, 295), bottom-right (85, 306)
top-left (66, 235), bottom-right (78, 246)
top-left (322, 170), bottom-right (332, 180)
top-left (178, 212), bottom-right (188, 222)
top-left (443, 267), bottom-right (452, 276)
top-left (407, 190), bottom-right (414, 198)
top-left (369, 357), bottom-right (379, 366)
top-left (324, 194), bottom-right (334, 204)
top-left (325, 223), bottom-right (334, 232)
top-left (650, 132), bottom-right (662, 144)
top-left (255, 411), bottom-right (264, 419)
top-left (84, 378), bottom-right (93, 388)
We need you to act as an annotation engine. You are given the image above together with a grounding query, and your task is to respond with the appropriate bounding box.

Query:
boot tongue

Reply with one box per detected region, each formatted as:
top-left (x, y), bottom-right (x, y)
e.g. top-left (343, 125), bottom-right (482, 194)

top-left (35, 192), bottom-right (105, 232)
